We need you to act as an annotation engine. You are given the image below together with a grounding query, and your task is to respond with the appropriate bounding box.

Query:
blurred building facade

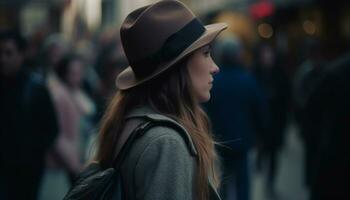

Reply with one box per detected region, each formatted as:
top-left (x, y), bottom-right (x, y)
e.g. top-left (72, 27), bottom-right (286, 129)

top-left (1, 0), bottom-right (349, 46)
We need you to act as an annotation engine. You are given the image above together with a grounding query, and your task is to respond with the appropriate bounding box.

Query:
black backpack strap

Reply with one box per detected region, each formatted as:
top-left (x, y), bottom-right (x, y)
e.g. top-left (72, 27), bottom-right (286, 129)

top-left (112, 120), bottom-right (152, 170)
top-left (112, 119), bottom-right (187, 169)
top-left (112, 117), bottom-right (196, 170)
top-left (110, 117), bottom-right (196, 200)
top-left (125, 112), bottom-right (198, 156)
top-left (111, 120), bottom-right (167, 200)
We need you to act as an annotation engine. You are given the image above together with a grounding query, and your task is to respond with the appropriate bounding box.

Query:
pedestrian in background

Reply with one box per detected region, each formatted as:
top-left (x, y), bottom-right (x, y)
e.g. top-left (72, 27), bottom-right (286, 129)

top-left (39, 34), bottom-right (82, 200)
top-left (206, 36), bottom-right (269, 200)
top-left (0, 30), bottom-right (58, 200)
top-left (304, 53), bottom-right (350, 200)
top-left (253, 43), bottom-right (291, 198)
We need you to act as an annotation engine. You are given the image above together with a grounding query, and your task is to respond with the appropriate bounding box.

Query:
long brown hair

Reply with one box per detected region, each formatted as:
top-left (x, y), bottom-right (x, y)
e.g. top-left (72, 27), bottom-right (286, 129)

top-left (95, 57), bottom-right (220, 200)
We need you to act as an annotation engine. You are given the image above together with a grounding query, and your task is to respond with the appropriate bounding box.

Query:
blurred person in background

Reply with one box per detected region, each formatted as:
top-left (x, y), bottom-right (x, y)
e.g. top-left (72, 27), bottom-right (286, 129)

top-left (75, 38), bottom-right (101, 105)
top-left (293, 38), bottom-right (326, 188)
top-left (206, 35), bottom-right (269, 200)
top-left (75, 39), bottom-right (101, 154)
top-left (0, 30), bottom-right (58, 200)
top-left (55, 54), bottom-right (96, 163)
top-left (25, 28), bottom-right (50, 73)
top-left (94, 40), bottom-right (127, 121)
top-left (253, 43), bottom-right (291, 198)
top-left (303, 53), bottom-right (350, 200)
top-left (39, 34), bottom-right (82, 200)
top-left (39, 34), bottom-right (68, 79)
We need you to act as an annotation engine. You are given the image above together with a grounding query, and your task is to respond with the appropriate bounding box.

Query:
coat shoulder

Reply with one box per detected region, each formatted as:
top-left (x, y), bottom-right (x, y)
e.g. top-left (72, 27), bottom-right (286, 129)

top-left (127, 125), bottom-right (194, 163)
top-left (121, 125), bottom-right (197, 200)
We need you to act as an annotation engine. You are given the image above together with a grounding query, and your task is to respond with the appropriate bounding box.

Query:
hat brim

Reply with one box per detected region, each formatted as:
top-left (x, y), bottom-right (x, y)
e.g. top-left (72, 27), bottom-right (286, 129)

top-left (116, 22), bottom-right (228, 90)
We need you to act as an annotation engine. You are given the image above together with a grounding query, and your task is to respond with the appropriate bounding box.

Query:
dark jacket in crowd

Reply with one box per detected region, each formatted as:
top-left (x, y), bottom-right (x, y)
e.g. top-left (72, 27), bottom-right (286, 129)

top-left (205, 65), bottom-right (268, 200)
top-left (206, 66), bottom-right (268, 152)
top-left (0, 69), bottom-right (58, 200)
top-left (305, 53), bottom-right (350, 200)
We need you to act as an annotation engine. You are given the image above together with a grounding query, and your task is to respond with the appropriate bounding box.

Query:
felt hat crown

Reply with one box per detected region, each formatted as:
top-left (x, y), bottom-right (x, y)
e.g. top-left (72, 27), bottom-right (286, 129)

top-left (116, 0), bottom-right (227, 90)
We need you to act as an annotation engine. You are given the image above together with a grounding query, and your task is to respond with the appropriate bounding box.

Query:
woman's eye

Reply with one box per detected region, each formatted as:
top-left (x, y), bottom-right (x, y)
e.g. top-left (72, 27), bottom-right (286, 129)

top-left (204, 51), bottom-right (211, 56)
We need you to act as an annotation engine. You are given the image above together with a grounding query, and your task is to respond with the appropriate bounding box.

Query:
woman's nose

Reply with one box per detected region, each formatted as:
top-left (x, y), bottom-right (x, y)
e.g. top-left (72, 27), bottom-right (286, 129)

top-left (211, 62), bottom-right (220, 75)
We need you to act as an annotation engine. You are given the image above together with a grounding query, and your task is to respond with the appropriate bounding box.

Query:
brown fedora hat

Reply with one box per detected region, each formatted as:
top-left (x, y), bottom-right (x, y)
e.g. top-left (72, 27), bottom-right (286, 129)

top-left (116, 0), bottom-right (227, 90)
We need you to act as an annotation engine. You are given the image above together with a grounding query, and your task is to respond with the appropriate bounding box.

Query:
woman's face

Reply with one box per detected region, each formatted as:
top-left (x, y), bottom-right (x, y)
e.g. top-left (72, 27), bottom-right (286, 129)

top-left (67, 59), bottom-right (84, 88)
top-left (187, 45), bottom-right (219, 103)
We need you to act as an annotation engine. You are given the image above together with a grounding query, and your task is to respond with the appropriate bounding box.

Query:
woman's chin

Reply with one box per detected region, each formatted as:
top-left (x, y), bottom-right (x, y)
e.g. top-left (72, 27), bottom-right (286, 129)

top-left (198, 94), bottom-right (211, 103)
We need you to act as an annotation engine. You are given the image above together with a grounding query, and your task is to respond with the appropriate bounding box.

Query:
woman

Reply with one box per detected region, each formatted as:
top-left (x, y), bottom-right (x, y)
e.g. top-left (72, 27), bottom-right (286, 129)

top-left (95, 1), bottom-right (227, 199)
top-left (56, 55), bottom-right (96, 162)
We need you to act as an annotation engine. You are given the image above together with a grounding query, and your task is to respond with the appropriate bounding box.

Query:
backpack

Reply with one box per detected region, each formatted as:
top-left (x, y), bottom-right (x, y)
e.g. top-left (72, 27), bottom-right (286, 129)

top-left (63, 116), bottom-right (188, 200)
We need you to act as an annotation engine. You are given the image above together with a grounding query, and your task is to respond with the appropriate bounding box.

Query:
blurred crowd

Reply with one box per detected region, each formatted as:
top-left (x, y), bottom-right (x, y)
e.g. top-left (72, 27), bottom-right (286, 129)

top-left (0, 28), bottom-right (127, 200)
top-left (206, 34), bottom-right (350, 200)
top-left (0, 1), bottom-right (350, 200)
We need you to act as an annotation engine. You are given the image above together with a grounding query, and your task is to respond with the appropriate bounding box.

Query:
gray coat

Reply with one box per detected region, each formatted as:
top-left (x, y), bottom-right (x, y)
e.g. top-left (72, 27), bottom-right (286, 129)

top-left (117, 106), bottom-right (221, 200)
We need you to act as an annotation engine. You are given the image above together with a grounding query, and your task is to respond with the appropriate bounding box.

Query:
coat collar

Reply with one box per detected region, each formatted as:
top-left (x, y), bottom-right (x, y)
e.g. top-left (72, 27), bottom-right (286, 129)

top-left (125, 106), bottom-right (198, 156)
